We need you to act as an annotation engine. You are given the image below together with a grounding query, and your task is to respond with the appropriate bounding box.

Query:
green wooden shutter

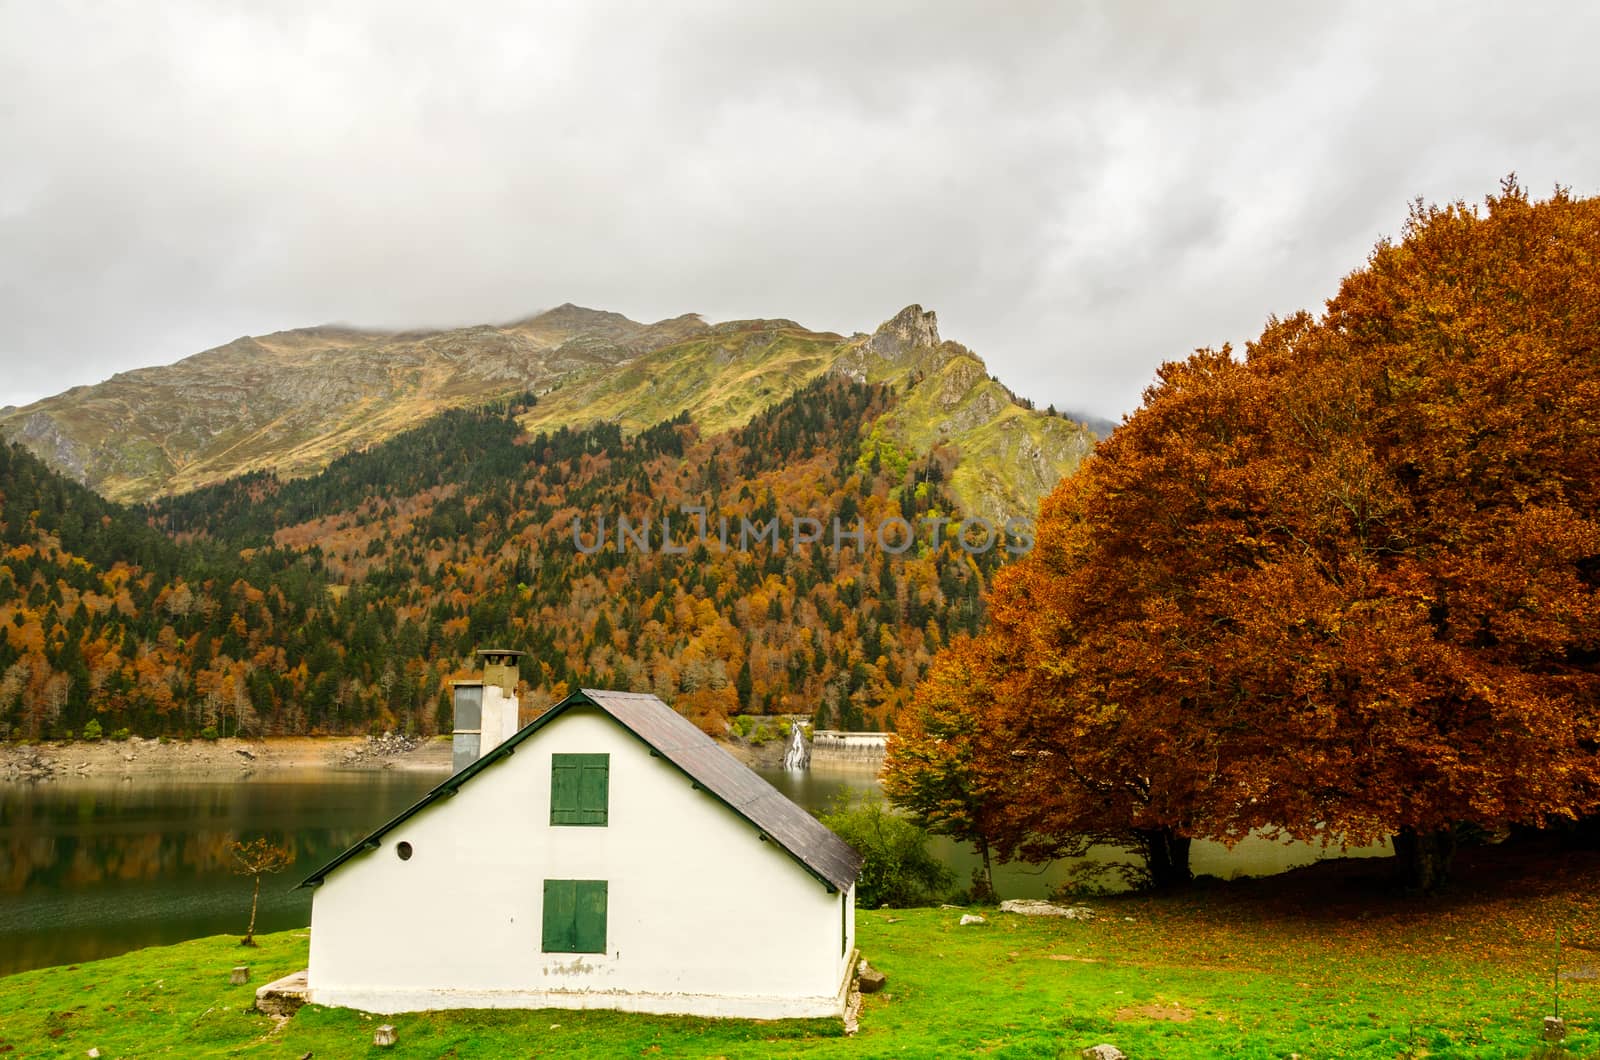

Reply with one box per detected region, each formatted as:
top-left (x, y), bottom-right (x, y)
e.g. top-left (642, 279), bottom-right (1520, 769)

top-left (577, 757), bottom-right (609, 824)
top-left (574, 880), bottom-right (608, 953)
top-left (541, 879), bottom-right (576, 952)
top-left (550, 757), bottom-right (580, 824)
top-left (551, 753), bottom-right (608, 826)
top-left (542, 879), bottom-right (607, 954)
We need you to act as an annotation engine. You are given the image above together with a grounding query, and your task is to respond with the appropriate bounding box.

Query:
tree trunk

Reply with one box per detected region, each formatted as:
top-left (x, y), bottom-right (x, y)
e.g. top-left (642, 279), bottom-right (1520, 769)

top-left (1135, 826), bottom-right (1193, 890)
top-left (243, 875), bottom-right (261, 946)
top-left (1393, 825), bottom-right (1456, 894)
top-left (972, 837), bottom-right (996, 903)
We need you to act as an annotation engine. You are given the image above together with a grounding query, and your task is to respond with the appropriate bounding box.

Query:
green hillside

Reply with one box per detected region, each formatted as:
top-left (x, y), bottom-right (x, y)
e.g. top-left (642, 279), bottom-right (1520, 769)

top-left (521, 321), bottom-right (845, 438)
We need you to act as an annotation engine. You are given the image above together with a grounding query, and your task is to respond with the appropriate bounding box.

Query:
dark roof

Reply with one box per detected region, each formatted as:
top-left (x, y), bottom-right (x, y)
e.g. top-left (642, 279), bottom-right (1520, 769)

top-left (299, 688), bottom-right (864, 893)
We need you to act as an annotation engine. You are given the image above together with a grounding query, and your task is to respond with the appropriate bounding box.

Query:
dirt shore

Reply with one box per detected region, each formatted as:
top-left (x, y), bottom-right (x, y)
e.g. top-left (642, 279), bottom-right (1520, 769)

top-left (2, 731), bottom-right (876, 782)
top-left (0, 734), bottom-right (453, 782)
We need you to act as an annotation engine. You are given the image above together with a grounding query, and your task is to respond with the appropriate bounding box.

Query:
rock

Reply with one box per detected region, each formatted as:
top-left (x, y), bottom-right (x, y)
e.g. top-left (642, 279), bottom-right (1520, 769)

top-left (87, 1049), bottom-right (101, 1058)
top-left (374, 1024), bottom-right (397, 1047)
top-left (959, 914), bottom-right (987, 926)
top-left (868, 305), bottom-right (941, 360)
top-left (255, 969), bottom-right (310, 1016)
top-left (857, 960), bottom-right (887, 994)
top-left (1082, 1046), bottom-right (1126, 1060)
top-left (842, 982), bottom-right (862, 1036)
top-left (230, 965), bottom-right (250, 985)
top-left (999, 899), bottom-right (1094, 920)
top-left (343, 732), bottom-right (423, 767)
top-left (236, 748), bottom-right (256, 760)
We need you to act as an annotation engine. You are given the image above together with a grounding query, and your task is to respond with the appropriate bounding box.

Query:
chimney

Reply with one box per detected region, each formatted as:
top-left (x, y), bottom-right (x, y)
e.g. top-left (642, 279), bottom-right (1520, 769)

top-left (451, 649), bottom-right (525, 774)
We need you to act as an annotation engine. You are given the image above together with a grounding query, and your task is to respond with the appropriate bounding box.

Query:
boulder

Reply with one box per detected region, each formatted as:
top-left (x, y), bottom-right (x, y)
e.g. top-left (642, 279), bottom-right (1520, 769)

top-left (959, 914), bottom-right (987, 926)
top-left (1000, 899), bottom-right (1094, 920)
top-left (857, 960), bottom-right (887, 994)
top-left (374, 1024), bottom-right (397, 1047)
top-left (1082, 1046), bottom-right (1126, 1060)
top-left (255, 969), bottom-right (310, 1016)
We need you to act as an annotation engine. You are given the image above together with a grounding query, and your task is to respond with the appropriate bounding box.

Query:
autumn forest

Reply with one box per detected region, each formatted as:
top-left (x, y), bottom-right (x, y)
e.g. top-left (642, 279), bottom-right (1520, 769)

top-left (0, 376), bottom-right (1015, 742)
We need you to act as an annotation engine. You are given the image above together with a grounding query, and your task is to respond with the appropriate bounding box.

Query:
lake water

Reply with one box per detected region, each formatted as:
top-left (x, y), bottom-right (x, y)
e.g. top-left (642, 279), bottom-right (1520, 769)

top-left (0, 763), bottom-right (1388, 976)
top-left (0, 772), bottom-right (437, 977)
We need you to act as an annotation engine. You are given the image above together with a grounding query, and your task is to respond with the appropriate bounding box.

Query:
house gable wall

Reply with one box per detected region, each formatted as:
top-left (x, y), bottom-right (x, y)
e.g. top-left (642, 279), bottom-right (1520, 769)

top-left (308, 705), bottom-right (856, 1016)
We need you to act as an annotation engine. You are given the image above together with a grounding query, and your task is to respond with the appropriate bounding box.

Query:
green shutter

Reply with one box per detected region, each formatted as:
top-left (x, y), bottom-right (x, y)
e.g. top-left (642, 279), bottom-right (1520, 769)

top-left (542, 879), bottom-right (576, 952)
top-left (574, 880), bottom-right (608, 953)
top-left (550, 758), bottom-right (579, 823)
top-left (551, 753), bottom-right (608, 826)
top-left (542, 879), bottom-right (607, 954)
top-left (577, 759), bottom-right (608, 824)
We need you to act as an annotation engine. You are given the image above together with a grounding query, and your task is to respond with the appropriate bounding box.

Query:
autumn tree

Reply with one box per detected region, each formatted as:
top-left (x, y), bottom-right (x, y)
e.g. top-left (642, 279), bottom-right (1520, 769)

top-left (883, 636), bottom-right (1007, 898)
top-left (968, 349), bottom-right (1277, 890)
top-left (917, 180), bottom-right (1600, 893)
top-left (1215, 180), bottom-right (1600, 890)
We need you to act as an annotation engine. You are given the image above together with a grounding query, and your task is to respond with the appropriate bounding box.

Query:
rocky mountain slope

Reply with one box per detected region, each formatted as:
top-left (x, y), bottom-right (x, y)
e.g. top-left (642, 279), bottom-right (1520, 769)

top-left (2, 304), bottom-right (1095, 518)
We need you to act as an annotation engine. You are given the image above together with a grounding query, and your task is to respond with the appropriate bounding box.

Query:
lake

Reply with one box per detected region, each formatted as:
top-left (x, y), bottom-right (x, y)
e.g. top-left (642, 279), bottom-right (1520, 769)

top-left (0, 772), bottom-right (436, 977)
top-left (0, 763), bottom-right (1388, 976)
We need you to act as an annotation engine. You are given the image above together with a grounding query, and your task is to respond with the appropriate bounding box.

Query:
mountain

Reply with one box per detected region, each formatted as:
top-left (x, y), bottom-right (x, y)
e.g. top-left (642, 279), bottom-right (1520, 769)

top-left (3, 376), bottom-right (1028, 740)
top-left (0, 302), bottom-right (1099, 741)
top-left (0, 305), bottom-right (709, 503)
top-left (1, 305), bottom-right (1094, 519)
top-left (522, 305), bottom-right (1094, 521)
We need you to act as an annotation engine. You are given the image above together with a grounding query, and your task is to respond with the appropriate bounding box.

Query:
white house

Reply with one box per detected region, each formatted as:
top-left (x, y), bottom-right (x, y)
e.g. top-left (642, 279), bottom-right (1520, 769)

top-left (297, 669), bottom-right (864, 1019)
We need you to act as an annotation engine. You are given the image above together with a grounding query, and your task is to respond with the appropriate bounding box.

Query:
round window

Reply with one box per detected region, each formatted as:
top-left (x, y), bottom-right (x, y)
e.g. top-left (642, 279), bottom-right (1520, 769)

top-left (396, 841), bottom-right (413, 861)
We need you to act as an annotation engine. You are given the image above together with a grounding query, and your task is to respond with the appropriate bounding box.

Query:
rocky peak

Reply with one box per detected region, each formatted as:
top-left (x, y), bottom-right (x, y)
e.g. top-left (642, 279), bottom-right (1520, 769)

top-left (532, 303), bottom-right (635, 330)
top-left (868, 305), bottom-right (940, 360)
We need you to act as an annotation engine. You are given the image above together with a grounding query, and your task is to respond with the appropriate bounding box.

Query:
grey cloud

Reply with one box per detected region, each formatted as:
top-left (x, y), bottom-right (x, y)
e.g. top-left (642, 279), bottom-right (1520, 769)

top-left (2, 2), bottom-right (1598, 417)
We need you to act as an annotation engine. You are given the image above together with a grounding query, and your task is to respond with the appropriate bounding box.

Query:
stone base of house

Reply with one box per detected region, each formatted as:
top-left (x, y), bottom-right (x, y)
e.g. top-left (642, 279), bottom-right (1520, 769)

top-left (308, 951), bottom-right (858, 1021)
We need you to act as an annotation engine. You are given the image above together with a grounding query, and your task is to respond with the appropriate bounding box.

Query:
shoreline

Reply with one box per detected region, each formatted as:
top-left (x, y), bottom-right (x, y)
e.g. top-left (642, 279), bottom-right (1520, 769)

top-left (2, 730), bottom-right (886, 782)
top-left (0, 734), bottom-right (453, 782)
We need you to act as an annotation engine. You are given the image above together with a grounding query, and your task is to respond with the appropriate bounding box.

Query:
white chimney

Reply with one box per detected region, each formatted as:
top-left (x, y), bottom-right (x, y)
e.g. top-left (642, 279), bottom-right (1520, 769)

top-left (451, 649), bottom-right (524, 773)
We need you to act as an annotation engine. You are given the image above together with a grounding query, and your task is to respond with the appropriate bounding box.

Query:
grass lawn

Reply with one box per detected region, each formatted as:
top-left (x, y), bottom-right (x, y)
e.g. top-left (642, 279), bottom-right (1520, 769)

top-left (3, 842), bottom-right (1600, 1058)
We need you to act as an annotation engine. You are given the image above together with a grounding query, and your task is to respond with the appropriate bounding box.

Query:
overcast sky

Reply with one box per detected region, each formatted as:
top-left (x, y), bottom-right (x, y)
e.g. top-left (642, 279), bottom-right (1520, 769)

top-left (3, 3), bottom-right (1597, 418)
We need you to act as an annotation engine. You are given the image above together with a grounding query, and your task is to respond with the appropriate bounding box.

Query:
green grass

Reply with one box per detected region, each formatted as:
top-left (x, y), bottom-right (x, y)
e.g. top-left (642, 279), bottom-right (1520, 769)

top-left (519, 327), bottom-right (842, 440)
top-left (4, 847), bottom-right (1600, 1058)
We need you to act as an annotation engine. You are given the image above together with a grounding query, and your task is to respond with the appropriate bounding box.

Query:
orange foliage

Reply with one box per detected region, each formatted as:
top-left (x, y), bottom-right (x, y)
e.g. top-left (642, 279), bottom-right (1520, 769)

top-left (907, 181), bottom-right (1600, 891)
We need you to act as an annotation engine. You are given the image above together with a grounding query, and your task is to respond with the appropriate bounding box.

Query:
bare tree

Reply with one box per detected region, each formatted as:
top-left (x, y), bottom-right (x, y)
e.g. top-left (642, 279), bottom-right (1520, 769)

top-left (230, 838), bottom-right (295, 946)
